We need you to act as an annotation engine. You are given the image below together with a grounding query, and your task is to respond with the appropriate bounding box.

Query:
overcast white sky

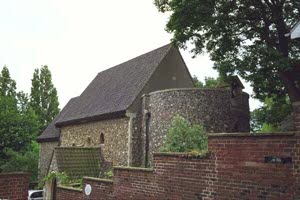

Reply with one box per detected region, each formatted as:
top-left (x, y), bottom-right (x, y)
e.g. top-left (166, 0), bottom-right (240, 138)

top-left (0, 0), bottom-right (260, 110)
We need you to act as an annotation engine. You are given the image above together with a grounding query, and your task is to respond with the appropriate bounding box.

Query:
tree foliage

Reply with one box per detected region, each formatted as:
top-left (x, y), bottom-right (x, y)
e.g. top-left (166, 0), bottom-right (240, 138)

top-left (30, 65), bottom-right (60, 131)
top-left (161, 115), bottom-right (208, 153)
top-left (0, 67), bottom-right (39, 154)
top-left (193, 75), bottom-right (227, 88)
top-left (1, 142), bottom-right (39, 182)
top-left (0, 66), bottom-right (39, 180)
top-left (0, 65), bottom-right (60, 182)
top-left (155, 0), bottom-right (300, 103)
top-left (251, 95), bottom-right (291, 132)
top-left (0, 66), bottom-right (16, 97)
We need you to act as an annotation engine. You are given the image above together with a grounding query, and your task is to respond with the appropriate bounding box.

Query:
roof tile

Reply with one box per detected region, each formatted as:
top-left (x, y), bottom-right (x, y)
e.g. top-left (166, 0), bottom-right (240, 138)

top-left (37, 97), bottom-right (79, 142)
top-left (56, 44), bottom-right (172, 126)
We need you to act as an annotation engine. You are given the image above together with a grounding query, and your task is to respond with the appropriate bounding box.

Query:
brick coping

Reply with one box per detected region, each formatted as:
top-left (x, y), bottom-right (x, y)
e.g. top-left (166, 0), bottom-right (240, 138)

top-left (0, 172), bottom-right (30, 177)
top-left (55, 146), bottom-right (102, 149)
top-left (208, 132), bottom-right (296, 137)
top-left (83, 176), bottom-right (113, 183)
top-left (292, 101), bottom-right (300, 106)
top-left (153, 152), bottom-right (210, 159)
top-left (57, 185), bottom-right (82, 192)
top-left (114, 166), bottom-right (154, 172)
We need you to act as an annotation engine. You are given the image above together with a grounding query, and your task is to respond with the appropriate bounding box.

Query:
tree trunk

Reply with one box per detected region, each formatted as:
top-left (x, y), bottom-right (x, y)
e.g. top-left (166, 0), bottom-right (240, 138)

top-left (272, 10), bottom-right (300, 102)
top-left (279, 66), bottom-right (300, 102)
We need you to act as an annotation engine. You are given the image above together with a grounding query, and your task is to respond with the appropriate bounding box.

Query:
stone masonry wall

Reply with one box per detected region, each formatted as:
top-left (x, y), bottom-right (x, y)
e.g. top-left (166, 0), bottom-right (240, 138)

top-left (60, 117), bottom-right (129, 166)
top-left (0, 172), bottom-right (30, 200)
top-left (39, 141), bottom-right (58, 180)
top-left (127, 47), bottom-right (194, 167)
top-left (230, 92), bottom-right (250, 132)
top-left (144, 88), bottom-right (236, 164)
top-left (56, 132), bottom-right (300, 200)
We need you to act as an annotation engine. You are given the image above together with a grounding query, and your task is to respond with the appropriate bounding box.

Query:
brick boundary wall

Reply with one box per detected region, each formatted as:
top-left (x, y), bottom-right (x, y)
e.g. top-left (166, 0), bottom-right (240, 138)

top-left (0, 172), bottom-right (30, 200)
top-left (56, 132), bottom-right (300, 200)
top-left (208, 132), bottom-right (300, 199)
top-left (83, 177), bottom-right (114, 199)
top-left (56, 185), bottom-right (82, 200)
top-left (293, 102), bottom-right (300, 131)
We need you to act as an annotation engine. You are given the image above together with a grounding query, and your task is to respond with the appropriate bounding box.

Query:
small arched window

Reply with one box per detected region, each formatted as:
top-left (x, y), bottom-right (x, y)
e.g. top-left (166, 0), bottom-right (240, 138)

top-left (86, 137), bottom-right (91, 146)
top-left (100, 133), bottom-right (104, 144)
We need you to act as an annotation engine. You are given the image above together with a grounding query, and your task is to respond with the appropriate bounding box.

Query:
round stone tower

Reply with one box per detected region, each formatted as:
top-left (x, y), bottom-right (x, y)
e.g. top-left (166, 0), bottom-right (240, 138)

top-left (141, 88), bottom-right (250, 166)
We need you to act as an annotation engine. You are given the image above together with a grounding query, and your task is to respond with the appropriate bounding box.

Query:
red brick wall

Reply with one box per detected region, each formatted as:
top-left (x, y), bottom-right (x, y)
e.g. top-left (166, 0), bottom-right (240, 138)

top-left (113, 167), bottom-right (156, 199)
top-left (56, 132), bottom-right (300, 200)
top-left (208, 132), bottom-right (300, 199)
top-left (293, 102), bottom-right (300, 130)
top-left (113, 157), bottom-right (216, 199)
top-left (112, 132), bottom-right (300, 199)
top-left (0, 172), bottom-right (30, 200)
top-left (83, 177), bottom-right (113, 199)
top-left (153, 154), bottom-right (217, 199)
top-left (56, 186), bottom-right (82, 200)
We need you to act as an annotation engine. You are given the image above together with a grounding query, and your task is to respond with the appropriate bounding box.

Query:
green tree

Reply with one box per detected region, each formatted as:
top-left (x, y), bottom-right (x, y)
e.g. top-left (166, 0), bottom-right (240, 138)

top-left (0, 66), bottom-right (17, 97)
top-left (192, 76), bottom-right (204, 88)
top-left (30, 65), bottom-right (60, 131)
top-left (17, 91), bottom-right (30, 113)
top-left (193, 75), bottom-right (227, 88)
top-left (30, 69), bottom-right (42, 124)
top-left (0, 66), bottom-right (18, 154)
top-left (155, 0), bottom-right (300, 104)
top-left (251, 95), bottom-right (291, 132)
top-left (0, 66), bottom-right (39, 166)
top-left (161, 115), bottom-right (208, 153)
top-left (1, 142), bottom-right (39, 182)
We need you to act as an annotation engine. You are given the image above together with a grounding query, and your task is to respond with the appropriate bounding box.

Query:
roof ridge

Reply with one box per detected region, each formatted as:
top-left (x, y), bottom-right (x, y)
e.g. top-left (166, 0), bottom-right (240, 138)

top-left (55, 43), bottom-right (174, 126)
top-left (96, 43), bottom-right (172, 76)
top-left (125, 44), bottom-right (173, 110)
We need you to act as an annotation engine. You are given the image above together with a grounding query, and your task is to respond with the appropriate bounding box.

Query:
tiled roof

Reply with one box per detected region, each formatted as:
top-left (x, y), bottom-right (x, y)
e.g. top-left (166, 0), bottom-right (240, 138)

top-left (56, 44), bottom-right (172, 126)
top-left (37, 97), bottom-right (79, 142)
top-left (55, 147), bottom-right (103, 178)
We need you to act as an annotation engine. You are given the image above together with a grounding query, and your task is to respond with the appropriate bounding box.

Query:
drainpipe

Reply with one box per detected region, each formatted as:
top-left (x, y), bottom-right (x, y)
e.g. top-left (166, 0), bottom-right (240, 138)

top-left (144, 110), bottom-right (151, 168)
top-left (126, 112), bottom-right (136, 166)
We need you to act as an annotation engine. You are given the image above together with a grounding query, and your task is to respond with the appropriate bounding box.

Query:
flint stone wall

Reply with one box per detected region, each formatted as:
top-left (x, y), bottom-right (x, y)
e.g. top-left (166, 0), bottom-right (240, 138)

top-left (230, 90), bottom-right (250, 132)
top-left (143, 88), bottom-right (250, 164)
top-left (127, 47), bottom-right (194, 167)
top-left (39, 141), bottom-right (59, 180)
top-left (60, 117), bottom-right (129, 166)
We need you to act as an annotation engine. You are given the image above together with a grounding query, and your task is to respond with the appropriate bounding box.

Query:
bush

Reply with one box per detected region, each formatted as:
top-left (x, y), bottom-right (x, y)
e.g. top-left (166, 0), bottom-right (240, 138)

top-left (104, 170), bottom-right (113, 179)
top-left (260, 123), bottom-right (279, 133)
top-left (161, 115), bottom-right (208, 153)
top-left (0, 141), bottom-right (39, 182)
top-left (38, 171), bottom-right (83, 189)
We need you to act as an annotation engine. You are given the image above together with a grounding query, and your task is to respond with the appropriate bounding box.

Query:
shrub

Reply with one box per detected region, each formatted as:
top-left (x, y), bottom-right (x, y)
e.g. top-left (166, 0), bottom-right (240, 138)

top-left (260, 123), bottom-right (279, 133)
top-left (104, 170), bottom-right (113, 179)
top-left (161, 115), bottom-right (208, 153)
top-left (0, 141), bottom-right (39, 182)
top-left (38, 171), bottom-right (83, 189)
